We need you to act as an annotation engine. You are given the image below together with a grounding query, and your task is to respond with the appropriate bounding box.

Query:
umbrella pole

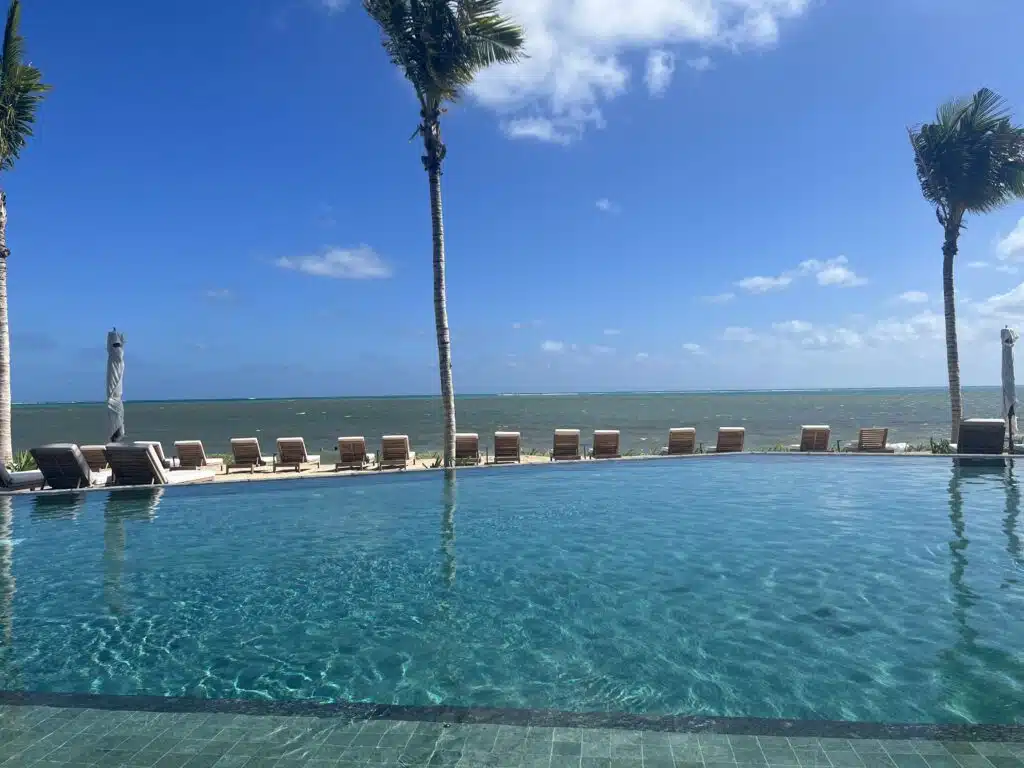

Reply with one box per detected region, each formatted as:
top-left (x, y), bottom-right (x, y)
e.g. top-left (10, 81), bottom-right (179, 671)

top-left (1011, 405), bottom-right (1016, 455)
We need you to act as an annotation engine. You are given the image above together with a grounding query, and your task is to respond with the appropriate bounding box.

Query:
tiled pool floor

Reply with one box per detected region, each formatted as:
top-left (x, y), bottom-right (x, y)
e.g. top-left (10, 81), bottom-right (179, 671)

top-left (2, 705), bottom-right (1023, 768)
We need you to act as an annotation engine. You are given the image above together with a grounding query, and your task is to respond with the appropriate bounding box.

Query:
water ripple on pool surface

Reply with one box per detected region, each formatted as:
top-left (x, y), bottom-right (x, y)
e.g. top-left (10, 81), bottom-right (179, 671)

top-left (1, 457), bottom-right (1023, 724)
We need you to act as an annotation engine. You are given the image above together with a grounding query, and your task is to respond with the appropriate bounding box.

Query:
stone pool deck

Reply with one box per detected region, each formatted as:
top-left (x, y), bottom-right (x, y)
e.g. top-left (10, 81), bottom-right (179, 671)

top-left (1, 700), bottom-right (1022, 768)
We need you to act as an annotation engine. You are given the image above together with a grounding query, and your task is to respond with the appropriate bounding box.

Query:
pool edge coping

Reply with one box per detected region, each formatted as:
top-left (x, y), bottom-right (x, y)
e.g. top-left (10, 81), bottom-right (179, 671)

top-left (1, 691), bottom-right (1021, 742)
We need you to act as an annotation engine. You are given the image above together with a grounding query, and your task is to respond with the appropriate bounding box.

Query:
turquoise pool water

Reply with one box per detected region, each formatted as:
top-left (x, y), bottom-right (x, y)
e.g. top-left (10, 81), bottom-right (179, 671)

top-left (0, 457), bottom-right (1022, 725)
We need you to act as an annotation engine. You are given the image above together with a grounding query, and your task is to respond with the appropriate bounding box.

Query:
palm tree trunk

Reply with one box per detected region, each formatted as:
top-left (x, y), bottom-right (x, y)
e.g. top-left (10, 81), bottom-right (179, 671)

top-left (0, 191), bottom-right (13, 466)
top-left (422, 118), bottom-right (457, 469)
top-left (943, 219), bottom-right (963, 443)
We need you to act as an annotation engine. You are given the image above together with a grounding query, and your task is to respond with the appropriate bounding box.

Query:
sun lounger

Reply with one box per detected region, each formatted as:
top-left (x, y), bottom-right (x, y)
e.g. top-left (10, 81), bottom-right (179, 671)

top-left (455, 433), bottom-right (481, 465)
top-left (850, 427), bottom-right (893, 453)
top-left (106, 444), bottom-right (215, 486)
top-left (275, 437), bottom-right (320, 472)
top-left (552, 429), bottom-right (582, 461)
top-left (80, 445), bottom-right (109, 472)
top-left (493, 431), bottom-right (521, 464)
top-left (30, 444), bottom-right (109, 490)
top-left (379, 435), bottom-right (415, 469)
top-left (790, 425), bottom-right (831, 452)
top-left (174, 440), bottom-right (225, 471)
top-left (133, 441), bottom-right (176, 470)
top-left (592, 429), bottom-right (620, 459)
top-left (667, 427), bottom-right (696, 455)
top-left (956, 419), bottom-right (1006, 455)
top-left (0, 462), bottom-right (43, 491)
top-left (712, 427), bottom-right (745, 453)
top-left (229, 438), bottom-right (273, 473)
top-left (336, 436), bottom-right (375, 471)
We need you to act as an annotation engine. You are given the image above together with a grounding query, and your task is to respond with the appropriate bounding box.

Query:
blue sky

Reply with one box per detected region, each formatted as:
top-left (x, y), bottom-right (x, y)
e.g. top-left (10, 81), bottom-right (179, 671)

top-left (9, 0), bottom-right (1024, 401)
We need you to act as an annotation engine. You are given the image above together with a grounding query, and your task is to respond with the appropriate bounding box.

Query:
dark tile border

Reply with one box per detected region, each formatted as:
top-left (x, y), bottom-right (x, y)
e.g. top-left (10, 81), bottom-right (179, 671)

top-left (1, 690), bottom-right (1022, 741)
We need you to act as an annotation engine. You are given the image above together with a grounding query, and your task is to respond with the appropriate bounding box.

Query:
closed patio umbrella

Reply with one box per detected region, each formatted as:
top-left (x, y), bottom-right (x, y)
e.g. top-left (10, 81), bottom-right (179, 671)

top-left (106, 329), bottom-right (125, 443)
top-left (1002, 327), bottom-right (1018, 452)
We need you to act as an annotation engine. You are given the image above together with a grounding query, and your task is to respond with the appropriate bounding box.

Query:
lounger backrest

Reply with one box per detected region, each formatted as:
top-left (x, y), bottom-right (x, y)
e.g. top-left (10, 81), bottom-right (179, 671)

top-left (493, 432), bottom-right (521, 462)
top-left (553, 429), bottom-right (581, 459)
top-left (231, 438), bottom-right (262, 464)
top-left (957, 419), bottom-right (1006, 455)
top-left (592, 430), bottom-right (620, 458)
top-left (175, 440), bottom-right (209, 469)
top-left (277, 438), bottom-right (309, 463)
top-left (381, 435), bottom-right (410, 462)
top-left (668, 428), bottom-right (696, 455)
top-left (716, 428), bottom-right (745, 453)
top-left (799, 426), bottom-right (831, 452)
top-left (106, 444), bottom-right (168, 486)
top-left (455, 433), bottom-right (479, 460)
top-left (338, 437), bottom-right (367, 463)
top-left (857, 428), bottom-right (888, 452)
top-left (30, 444), bottom-right (91, 490)
top-left (80, 445), bottom-right (109, 472)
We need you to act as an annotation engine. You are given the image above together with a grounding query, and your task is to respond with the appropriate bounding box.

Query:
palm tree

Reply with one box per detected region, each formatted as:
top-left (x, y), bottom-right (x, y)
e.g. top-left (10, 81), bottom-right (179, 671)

top-left (0, 0), bottom-right (49, 466)
top-left (363, 0), bottom-right (524, 468)
top-left (910, 88), bottom-right (1024, 441)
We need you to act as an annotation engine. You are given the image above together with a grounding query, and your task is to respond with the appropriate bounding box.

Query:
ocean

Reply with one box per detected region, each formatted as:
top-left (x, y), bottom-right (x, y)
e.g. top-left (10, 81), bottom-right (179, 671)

top-left (7, 387), bottom-right (1009, 456)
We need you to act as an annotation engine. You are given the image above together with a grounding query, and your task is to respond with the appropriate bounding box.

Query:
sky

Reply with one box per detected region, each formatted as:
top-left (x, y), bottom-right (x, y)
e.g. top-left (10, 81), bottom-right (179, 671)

top-left (8, 0), bottom-right (1024, 401)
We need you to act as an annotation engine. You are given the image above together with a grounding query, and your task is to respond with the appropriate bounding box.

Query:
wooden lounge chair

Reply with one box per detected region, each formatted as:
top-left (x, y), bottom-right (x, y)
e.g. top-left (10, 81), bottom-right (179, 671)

top-left (0, 462), bottom-right (43, 491)
top-left (552, 429), bottom-right (581, 461)
top-left (713, 427), bottom-right (745, 453)
top-left (957, 419), bottom-right (1006, 455)
top-left (852, 428), bottom-right (893, 453)
top-left (106, 444), bottom-right (216, 486)
top-left (275, 437), bottom-right (320, 472)
top-left (592, 430), bottom-right (620, 459)
top-left (379, 435), bottom-right (415, 469)
top-left (80, 445), bottom-right (109, 472)
top-left (133, 441), bottom-right (176, 470)
top-left (174, 440), bottom-right (225, 471)
top-left (791, 425), bottom-right (831, 452)
top-left (493, 431), bottom-right (521, 464)
top-left (667, 428), bottom-right (696, 456)
top-left (229, 438), bottom-right (273, 473)
top-left (30, 444), bottom-right (109, 490)
top-left (336, 436), bottom-right (374, 471)
top-left (455, 433), bottom-right (481, 465)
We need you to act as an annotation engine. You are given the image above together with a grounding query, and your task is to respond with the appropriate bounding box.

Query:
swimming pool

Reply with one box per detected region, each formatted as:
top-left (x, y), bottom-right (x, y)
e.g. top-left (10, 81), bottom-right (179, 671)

top-left (0, 457), bottom-right (1022, 725)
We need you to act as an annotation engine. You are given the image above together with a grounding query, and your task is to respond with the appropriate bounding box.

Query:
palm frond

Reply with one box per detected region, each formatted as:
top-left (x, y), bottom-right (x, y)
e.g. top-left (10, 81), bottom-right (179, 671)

top-left (363, 0), bottom-right (524, 109)
top-left (0, 0), bottom-right (49, 172)
top-left (911, 88), bottom-right (1024, 218)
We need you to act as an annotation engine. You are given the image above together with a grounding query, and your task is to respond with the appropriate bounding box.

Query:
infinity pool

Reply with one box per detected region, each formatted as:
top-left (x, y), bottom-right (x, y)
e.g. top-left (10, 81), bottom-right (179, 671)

top-left (0, 457), bottom-right (1022, 725)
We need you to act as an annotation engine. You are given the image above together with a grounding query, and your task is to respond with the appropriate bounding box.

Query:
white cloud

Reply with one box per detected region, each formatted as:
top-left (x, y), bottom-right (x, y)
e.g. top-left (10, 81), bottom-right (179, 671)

top-left (735, 256), bottom-right (866, 295)
top-left (541, 340), bottom-right (565, 353)
top-left (977, 282), bottom-right (1024, 321)
top-left (644, 50), bottom-right (675, 96)
top-left (968, 261), bottom-right (989, 269)
top-left (898, 291), bottom-right (928, 304)
top-left (502, 117), bottom-right (576, 145)
top-left (870, 311), bottom-right (944, 344)
top-left (702, 292), bottom-right (735, 304)
top-left (997, 264), bottom-right (1020, 275)
top-left (772, 320), bottom-right (812, 333)
top-left (687, 55), bottom-right (714, 71)
top-left (736, 274), bottom-right (792, 293)
top-left (320, 0), bottom-right (347, 12)
top-left (595, 198), bottom-right (621, 214)
top-left (471, 0), bottom-right (811, 143)
top-left (723, 326), bottom-right (759, 343)
top-left (799, 327), bottom-right (863, 350)
top-left (590, 344), bottom-right (615, 354)
top-left (512, 322), bottom-right (523, 329)
top-left (603, 328), bottom-right (621, 336)
top-left (996, 217), bottom-right (1024, 262)
top-left (274, 246), bottom-right (392, 279)
top-left (682, 342), bottom-right (704, 355)
top-left (635, 352), bottom-right (649, 361)
top-left (204, 288), bottom-right (232, 300)
top-left (799, 256), bottom-right (867, 287)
